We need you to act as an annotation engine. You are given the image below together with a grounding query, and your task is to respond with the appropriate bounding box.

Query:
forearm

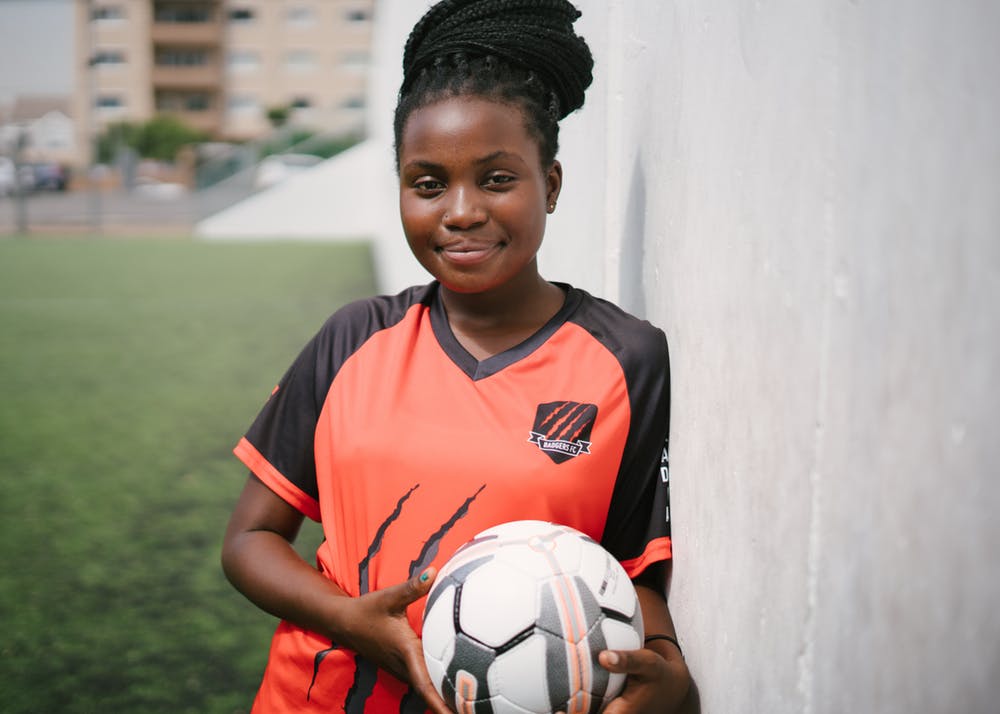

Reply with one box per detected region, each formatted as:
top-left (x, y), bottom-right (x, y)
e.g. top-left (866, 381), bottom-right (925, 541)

top-left (635, 584), bottom-right (691, 708)
top-left (222, 526), bottom-right (351, 641)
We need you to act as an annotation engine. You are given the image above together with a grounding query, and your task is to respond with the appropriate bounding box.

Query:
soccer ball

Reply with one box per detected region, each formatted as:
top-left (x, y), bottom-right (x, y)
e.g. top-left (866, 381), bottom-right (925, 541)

top-left (421, 520), bottom-right (644, 714)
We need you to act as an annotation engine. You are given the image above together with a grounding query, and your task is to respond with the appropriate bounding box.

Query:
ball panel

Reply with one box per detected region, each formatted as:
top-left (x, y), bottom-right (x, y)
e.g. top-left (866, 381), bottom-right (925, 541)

top-left (424, 649), bottom-right (448, 697)
top-left (574, 546), bottom-right (637, 619)
top-left (488, 633), bottom-right (551, 713)
top-left (444, 633), bottom-right (496, 712)
top-left (422, 583), bottom-right (457, 660)
top-left (599, 618), bottom-right (643, 653)
top-left (459, 562), bottom-right (538, 647)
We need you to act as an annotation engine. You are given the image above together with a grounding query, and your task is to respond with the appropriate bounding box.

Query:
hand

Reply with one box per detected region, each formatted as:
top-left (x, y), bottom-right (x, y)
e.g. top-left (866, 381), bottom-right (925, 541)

top-left (337, 568), bottom-right (453, 714)
top-left (588, 646), bottom-right (688, 714)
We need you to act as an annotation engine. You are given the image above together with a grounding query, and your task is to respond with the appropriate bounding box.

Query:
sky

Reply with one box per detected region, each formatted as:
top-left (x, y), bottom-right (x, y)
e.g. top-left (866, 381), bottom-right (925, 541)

top-left (0, 0), bottom-right (74, 105)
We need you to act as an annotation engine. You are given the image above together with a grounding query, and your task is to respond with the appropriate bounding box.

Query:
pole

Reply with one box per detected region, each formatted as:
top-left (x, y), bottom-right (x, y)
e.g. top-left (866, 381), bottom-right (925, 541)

top-left (13, 127), bottom-right (28, 235)
top-left (86, 0), bottom-right (102, 234)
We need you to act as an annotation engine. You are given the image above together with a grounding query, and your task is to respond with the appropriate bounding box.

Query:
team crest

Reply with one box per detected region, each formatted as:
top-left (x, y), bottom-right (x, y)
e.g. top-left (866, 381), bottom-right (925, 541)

top-left (528, 401), bottom-right (598, 464)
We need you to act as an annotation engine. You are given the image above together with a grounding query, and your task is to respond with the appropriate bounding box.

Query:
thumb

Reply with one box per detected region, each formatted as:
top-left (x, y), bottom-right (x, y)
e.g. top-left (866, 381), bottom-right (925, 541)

top-left (387, 567), bottom-right (438, 610)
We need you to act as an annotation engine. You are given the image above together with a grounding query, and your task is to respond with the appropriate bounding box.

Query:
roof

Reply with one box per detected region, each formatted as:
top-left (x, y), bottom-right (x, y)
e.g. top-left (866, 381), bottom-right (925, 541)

top-left (9, 95), bottom-right (70, 123)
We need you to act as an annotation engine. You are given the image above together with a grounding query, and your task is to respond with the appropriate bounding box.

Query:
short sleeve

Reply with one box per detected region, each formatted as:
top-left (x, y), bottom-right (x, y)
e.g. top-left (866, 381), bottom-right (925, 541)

top-left (234, 331), bottom-right (326, 521)
top-left (599, 326), bottom-right (672, 577)
top-left (232, 286), bottom-right (432, 523)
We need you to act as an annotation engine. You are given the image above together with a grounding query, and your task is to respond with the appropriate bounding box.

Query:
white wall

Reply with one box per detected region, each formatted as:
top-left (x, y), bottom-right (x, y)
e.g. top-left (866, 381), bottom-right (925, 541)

top-left (559, 2), bottom-right (998, 713)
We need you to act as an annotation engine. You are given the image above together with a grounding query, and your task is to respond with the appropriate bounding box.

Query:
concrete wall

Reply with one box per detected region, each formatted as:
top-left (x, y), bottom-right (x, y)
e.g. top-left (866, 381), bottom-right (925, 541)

top-left (560, 2), bottom-right (999, 713)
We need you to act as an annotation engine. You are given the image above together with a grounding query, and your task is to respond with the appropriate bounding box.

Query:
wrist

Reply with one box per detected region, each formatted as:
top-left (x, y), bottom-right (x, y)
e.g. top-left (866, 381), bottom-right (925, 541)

top-left (644, 633), bottom-right (683, 658)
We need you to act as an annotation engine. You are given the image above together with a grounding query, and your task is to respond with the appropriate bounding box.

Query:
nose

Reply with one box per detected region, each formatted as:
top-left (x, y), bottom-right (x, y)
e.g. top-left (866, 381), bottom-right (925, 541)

top-left (443, 186), bottom-right (486, 230)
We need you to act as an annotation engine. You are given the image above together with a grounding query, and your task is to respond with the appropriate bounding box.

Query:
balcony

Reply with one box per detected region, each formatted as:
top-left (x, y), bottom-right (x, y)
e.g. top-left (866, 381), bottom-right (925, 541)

top-left (152, 64), bottom-right (223, 90)
top-left (151, 20), bottom-right (223, 46)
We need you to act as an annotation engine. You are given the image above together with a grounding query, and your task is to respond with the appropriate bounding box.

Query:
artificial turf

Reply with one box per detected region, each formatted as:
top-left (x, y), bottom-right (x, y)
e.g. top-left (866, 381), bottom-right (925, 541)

top-left (0, 236), bottom-right (377, 712)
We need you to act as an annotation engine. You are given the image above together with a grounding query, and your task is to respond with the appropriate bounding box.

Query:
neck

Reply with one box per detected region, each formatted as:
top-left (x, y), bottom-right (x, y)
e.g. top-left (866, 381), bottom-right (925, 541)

top-left (439, 270), bottom-right (566, 360)
top-left (441, 273), bottom-right (561, 327)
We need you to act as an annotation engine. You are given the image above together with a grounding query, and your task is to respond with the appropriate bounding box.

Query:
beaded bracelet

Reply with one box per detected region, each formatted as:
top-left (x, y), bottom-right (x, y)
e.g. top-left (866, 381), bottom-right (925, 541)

top-left (644, 634), bottom-right (683, 657)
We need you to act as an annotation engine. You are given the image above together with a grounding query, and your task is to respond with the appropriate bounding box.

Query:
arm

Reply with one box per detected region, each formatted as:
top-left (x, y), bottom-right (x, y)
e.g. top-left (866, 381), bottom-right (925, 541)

top-left (596, 567), bottom-right (691, 714)
top-left (221, 474), bottom-right (452, 714)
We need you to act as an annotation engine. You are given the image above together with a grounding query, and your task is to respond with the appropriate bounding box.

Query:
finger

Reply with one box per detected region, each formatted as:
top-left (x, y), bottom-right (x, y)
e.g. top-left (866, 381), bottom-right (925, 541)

top-left (383, 567), bottom-right (438, 611)
top-left (599, 649), bottom-right (660, 677)
top-left (401, 641), bottom-right (453, 714)
top-left (410, 674), bottom-right (453, 714)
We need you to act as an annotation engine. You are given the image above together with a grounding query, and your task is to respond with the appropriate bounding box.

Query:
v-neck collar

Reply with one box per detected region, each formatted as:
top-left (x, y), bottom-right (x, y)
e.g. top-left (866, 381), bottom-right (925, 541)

top-left (427, 281), bottom-right (581, 381)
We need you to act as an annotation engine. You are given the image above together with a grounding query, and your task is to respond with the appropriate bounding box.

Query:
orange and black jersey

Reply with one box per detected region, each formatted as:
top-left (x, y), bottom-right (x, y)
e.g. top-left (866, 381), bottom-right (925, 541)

top-left (234, 281), bottom-right (671, 713)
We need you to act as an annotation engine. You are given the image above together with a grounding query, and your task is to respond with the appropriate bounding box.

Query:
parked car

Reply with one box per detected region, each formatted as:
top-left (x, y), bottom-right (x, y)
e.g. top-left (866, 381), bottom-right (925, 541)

top-left (0, 157), bottom-right (38, 196)
top-left (28, 162), bottom-right (68, 191)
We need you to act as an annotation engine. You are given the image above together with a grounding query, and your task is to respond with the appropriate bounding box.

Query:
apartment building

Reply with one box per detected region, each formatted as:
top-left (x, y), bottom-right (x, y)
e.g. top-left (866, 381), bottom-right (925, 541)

top-left (72, 0), bottom-right (375, 165)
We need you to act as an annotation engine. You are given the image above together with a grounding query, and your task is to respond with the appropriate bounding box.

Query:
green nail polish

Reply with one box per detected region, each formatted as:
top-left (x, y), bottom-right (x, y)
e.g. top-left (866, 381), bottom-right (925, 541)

top-left (420, 571), bottom-right (430, 582)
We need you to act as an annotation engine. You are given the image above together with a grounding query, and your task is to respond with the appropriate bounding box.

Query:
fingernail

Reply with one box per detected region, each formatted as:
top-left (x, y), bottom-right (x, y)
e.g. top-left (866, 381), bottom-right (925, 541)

top-left (419, 570), bottom-right (431, 582)
top-left (605, 651), bottom-right (620, 666)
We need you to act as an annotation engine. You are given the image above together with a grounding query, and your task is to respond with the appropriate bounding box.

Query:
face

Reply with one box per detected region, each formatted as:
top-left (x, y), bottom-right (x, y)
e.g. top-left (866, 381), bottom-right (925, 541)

top-left (398, 96), bottom-right (561, 296)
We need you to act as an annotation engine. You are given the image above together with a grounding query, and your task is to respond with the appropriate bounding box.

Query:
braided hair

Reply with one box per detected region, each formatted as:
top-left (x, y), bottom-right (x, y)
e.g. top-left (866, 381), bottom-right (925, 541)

top-left (394, 0), bottom-right (594, 168)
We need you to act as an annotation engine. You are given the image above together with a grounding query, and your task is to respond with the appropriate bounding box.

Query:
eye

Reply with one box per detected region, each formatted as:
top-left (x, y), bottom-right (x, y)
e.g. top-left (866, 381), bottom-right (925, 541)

top-left (412, 178), bottom-right (445, 194)
top-left (483, 173), bottom-right (516, 189)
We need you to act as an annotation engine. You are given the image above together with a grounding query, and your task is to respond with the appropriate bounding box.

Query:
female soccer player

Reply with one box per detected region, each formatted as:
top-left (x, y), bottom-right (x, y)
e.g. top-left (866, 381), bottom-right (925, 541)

top-left (221, 1), bottom-right (690, 712)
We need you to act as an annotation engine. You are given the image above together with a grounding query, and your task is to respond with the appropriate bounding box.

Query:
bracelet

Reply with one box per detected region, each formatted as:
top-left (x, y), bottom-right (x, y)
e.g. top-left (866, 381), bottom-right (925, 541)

top-left (644, 634), bottom-right (683, 657)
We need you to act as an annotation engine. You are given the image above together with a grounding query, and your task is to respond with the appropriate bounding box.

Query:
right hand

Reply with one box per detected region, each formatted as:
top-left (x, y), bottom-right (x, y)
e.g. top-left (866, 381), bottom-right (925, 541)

top-left (337, 567), bottom-right (453, 714)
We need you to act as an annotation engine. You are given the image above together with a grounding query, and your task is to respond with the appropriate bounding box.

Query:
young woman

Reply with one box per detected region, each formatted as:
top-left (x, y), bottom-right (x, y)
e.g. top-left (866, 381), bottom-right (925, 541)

top-left (221, 1), bottom-right (690, 712)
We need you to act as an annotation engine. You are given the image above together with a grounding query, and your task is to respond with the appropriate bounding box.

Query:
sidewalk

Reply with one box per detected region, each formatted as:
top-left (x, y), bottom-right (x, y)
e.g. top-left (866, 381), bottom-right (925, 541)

top-left (0, 188), bottom-right (202, 236)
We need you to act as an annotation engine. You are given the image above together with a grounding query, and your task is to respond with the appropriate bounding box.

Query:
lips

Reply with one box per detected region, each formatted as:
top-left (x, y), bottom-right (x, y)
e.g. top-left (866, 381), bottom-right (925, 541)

top-left (436, 240), bottom-right (504, 266)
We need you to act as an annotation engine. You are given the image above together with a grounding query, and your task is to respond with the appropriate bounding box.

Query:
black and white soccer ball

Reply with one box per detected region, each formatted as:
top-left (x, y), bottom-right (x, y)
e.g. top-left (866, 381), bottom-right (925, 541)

top-left (421, 520), bottom-right (644, 714)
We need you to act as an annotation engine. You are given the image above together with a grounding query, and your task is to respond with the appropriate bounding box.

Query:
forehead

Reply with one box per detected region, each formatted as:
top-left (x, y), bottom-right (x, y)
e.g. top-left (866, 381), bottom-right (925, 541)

top-left (399, 96), bottom-right (541, 165)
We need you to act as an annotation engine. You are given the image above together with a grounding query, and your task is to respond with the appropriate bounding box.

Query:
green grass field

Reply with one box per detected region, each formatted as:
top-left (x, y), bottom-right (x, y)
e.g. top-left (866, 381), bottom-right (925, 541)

top-left (0, 237), bottom-right (378, 712)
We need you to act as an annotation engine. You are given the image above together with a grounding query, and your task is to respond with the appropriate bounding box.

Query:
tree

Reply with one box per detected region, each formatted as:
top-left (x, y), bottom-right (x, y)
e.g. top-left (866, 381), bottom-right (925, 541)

top-left (96, 116), bottom-right (207, 164)
top-left (133, 115), bottom-right (208, 162)
top-left (266, 105), bottom-right (290, 128)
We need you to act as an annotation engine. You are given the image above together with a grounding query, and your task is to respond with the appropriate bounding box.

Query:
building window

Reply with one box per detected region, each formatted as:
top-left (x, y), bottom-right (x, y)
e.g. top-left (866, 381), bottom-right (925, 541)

top-left (92, 5), bottom-right (125, 22)
top-left (227, 50), bottom-right (260, 73)
top-left (287, 6), bottom-right (317, 27)
top-left (92, 50), bottom-right (126, 66)
top-left (227, 95), bottom-right (261, 116)
top-left (290, 97), bottom-right (312, 109)
top-left (340, 96), bottom-right (365, 110)
top-left (156, 94), bottom-right (178, 111)
top-left (156, 49), bottom-right (209, 66)
top-left (228, 7), bottom-right (256, 23)
top-left (156, 91), bottom-right (211, 112)
top-left (95, 95), bottom-right (126, 116)
top-left (154, 4), bottom-right (212, 23)
top-left (185, 94), bottom-right (210, 111)
top-left (156, 49), bottom-right (199, 67)
top-left (284, 50), bottom-right (317, 72)
top-left (345, 8), bottom-right (371, 23)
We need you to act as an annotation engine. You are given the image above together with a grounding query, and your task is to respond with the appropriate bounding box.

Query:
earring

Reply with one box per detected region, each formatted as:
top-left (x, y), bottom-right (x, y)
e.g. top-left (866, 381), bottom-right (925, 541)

top-left (548, 202), bottom-right (556, 212)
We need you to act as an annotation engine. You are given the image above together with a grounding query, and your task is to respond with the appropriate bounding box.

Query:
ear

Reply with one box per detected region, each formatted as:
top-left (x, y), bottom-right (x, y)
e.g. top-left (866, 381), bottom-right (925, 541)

top-left (545, 160), bottom-right (563, 210)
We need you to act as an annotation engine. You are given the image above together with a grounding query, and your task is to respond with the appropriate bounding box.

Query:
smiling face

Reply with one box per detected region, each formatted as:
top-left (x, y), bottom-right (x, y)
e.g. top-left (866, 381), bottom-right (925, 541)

top-left (398, 96), bottom-right (562, 297)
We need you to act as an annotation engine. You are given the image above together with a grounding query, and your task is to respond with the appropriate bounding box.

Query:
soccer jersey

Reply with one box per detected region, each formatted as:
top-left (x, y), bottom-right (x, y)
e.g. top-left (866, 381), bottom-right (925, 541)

top-left (234, 281), bottom-right (671, 713)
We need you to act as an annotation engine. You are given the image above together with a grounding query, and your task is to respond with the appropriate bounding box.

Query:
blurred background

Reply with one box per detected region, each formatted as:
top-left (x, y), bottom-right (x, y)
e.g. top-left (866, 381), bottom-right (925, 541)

top-left (1, 1), bottom-right (998, 713)
top-left (0, 0), bottom-right (374, 237)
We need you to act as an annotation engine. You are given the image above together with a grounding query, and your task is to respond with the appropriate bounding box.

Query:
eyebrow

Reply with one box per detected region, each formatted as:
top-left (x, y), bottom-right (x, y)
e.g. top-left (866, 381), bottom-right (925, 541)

top-left (402, 150), bottom-right (523, 174)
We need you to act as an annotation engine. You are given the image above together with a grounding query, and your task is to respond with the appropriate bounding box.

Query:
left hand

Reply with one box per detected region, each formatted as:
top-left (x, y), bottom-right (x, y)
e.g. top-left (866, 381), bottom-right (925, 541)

top-left (592, 645), bottom-right (688, 714)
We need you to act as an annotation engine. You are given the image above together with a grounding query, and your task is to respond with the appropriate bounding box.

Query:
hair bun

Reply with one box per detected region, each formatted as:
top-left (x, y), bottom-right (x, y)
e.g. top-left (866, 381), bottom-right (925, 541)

top-left (402, 0), bottom-right (594, 119)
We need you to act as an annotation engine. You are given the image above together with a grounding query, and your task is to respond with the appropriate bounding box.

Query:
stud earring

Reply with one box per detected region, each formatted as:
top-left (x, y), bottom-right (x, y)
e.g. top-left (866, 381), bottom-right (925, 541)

top-left (548, 202), bottom-right (556, 212)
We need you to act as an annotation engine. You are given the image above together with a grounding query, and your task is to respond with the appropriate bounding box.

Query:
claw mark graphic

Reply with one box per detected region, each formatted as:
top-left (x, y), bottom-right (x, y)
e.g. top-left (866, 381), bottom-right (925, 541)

top-left (408, 484), bottom-right (486, 578)
top-left (309, 484), bottom-right (487, 711)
